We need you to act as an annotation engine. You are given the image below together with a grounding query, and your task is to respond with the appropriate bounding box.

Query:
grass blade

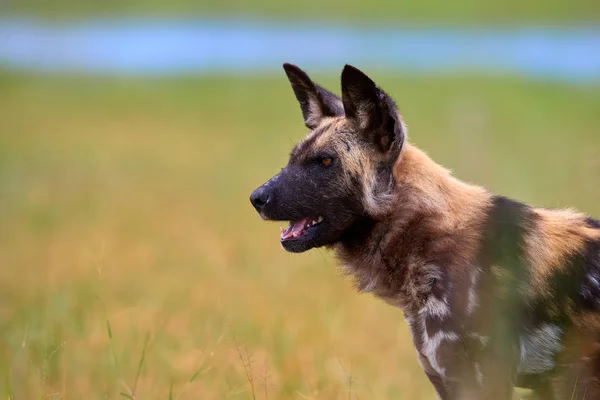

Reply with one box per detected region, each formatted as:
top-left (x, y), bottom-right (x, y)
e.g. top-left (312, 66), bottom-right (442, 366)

top-left (132, 331), bottom-right (151, 395)
top-left (189, 369), bottom-right (202, 383)
top-left (106, 320), bottom-right (113, 339)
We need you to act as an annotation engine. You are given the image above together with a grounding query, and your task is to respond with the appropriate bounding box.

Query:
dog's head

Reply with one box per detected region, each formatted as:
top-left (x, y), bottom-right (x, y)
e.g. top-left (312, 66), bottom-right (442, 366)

top-left (250, 64), bottom-right (406, 253)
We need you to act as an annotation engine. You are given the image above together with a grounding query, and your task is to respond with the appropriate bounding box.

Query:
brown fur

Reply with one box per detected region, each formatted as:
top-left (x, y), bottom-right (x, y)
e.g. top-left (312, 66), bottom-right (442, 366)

top-left (336, 143), bottom-right (492, 313)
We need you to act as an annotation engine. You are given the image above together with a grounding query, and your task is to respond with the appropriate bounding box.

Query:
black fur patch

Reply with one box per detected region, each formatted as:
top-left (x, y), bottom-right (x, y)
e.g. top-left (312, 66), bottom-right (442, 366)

top-left (477, 196), bottom-right (531, 318)
top-left (578, 237), bottom-right (600, 311)
top-left (283, 63), bottom-right (344, 129)
top-left (474, 196), bottom-right (532, 358)
top-left (477, 196), bottom-right (531, 271)
top-left (586, 217), bottom-right (600, 230)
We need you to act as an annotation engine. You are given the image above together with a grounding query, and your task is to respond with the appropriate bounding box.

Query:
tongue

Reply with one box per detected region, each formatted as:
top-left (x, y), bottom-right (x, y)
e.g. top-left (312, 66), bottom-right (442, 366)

top-left (280, 218), bottom-right (311, 240)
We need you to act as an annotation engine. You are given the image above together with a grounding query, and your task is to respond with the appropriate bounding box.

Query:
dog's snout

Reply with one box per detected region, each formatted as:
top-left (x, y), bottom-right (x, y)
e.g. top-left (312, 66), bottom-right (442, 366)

top-left (250, 187), bottom-right (271, 211)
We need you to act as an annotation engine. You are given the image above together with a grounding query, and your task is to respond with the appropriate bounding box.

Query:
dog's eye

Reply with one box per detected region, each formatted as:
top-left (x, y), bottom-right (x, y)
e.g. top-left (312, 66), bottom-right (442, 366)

top-left (320, 157), bottom-right (333, 167)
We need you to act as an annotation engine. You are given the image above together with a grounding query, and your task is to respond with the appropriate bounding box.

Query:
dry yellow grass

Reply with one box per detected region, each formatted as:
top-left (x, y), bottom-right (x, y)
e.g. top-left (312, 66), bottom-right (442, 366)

top-left (0, 73), bottom-right (598, 399)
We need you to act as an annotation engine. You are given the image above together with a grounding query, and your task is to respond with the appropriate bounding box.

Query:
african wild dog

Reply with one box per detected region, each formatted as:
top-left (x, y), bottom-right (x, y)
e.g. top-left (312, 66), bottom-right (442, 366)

top-left (250, 64), bottom-right (600, 399)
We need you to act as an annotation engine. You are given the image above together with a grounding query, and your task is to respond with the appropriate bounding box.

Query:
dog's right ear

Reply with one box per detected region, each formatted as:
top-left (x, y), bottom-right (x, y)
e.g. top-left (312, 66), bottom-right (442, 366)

top-left (283, 63), bottom-right (344, 130)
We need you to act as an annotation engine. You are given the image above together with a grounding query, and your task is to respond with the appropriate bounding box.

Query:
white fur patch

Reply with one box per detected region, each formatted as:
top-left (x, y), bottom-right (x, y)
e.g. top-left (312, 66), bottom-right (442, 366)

top-left (466, 268), bottom-right (480, 315)
top-left (467, 332), bottom-right (489, 346)
top-left (361, 170), bottom-right (396, 218)
top-left (474, 363), bottom-right (483, 386)
top-left (421, 328), bottom-right (460, 376)
top-left (518, 324), bottom-right (562, 374)
top-left (420, 295), bottom-right (450, 319)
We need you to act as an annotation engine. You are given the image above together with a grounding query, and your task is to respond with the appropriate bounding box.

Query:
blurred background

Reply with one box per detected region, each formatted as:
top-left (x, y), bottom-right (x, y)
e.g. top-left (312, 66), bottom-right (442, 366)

top-left (0, 1), bottom-right (599, 399)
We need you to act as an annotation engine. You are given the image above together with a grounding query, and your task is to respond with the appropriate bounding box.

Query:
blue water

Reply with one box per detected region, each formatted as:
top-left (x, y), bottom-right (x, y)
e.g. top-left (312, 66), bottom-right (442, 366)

top-left (0, 18), bottom-right (599, 83)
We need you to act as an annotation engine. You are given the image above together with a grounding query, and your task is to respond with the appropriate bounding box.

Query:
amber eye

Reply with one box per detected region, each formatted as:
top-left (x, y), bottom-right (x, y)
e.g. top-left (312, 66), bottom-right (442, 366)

top-left (320, 157), bottom-right (333, 167)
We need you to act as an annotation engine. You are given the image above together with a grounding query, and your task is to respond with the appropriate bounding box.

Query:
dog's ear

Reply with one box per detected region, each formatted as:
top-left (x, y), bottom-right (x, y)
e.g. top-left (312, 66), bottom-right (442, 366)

top-left (341, 65), bottom-right (405, 161)
top-left (283, 63), bottom-right (344, 130)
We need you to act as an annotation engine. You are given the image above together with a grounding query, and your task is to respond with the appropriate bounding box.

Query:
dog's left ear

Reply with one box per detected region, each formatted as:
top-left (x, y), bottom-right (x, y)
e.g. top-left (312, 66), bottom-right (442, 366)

top-left (341, 65), bottom-right (405, 161)
top-left (283, 63), bottom-right (344, 130)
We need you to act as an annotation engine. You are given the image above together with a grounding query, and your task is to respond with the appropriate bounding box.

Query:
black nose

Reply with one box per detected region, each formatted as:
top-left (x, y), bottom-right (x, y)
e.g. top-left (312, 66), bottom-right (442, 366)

top-left (250, 187), bottom-right (271, 211)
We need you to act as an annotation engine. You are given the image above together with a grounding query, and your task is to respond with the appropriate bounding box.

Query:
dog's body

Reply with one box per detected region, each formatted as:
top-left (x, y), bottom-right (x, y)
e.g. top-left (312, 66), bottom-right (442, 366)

top-left (250, 64), bottom-right (600, 399)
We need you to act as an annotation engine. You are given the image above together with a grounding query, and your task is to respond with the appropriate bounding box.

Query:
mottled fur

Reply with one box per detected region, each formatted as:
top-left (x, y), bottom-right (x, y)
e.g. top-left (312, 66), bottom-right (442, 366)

top-left (250, 64), bottom-right (600, 399)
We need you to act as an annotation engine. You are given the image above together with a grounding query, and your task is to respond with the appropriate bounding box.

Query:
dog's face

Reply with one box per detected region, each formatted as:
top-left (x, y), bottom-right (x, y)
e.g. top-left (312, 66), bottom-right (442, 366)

top-left (250, 64), bottom-right (406, 252)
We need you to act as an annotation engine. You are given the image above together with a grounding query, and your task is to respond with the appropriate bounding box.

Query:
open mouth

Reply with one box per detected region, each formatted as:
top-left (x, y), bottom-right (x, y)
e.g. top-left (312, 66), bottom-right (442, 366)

top-left (280, 216), bottom-right (324, 241)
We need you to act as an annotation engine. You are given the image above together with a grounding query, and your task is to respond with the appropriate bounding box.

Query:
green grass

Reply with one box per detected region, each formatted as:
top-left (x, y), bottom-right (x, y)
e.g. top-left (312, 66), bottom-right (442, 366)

top-left (2, 0), bottom-right (599, 24)
top-left (0, 72), bottom-right (599, 399)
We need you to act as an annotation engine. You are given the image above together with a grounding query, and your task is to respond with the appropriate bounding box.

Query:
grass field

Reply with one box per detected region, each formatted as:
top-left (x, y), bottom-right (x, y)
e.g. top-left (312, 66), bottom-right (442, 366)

top-left (0, 72), bottom-right (599, 399)
top-left (2, 0), bottom-right (599, 24)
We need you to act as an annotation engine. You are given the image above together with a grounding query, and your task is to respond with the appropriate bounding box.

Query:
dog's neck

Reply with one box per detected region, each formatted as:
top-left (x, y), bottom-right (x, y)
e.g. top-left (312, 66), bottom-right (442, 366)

top-left (392, 144), bottom-right (492, 229)
top-left (334, 143), bottom-right (492, 309)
